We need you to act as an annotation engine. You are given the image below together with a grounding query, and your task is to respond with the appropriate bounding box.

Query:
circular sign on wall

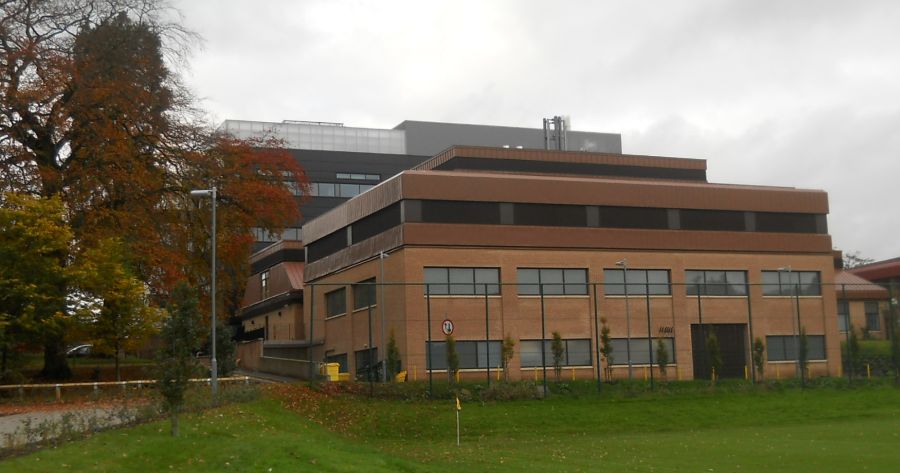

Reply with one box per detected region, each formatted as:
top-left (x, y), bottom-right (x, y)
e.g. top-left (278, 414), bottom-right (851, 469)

top-left (441, 319), bottom-right (454, 335)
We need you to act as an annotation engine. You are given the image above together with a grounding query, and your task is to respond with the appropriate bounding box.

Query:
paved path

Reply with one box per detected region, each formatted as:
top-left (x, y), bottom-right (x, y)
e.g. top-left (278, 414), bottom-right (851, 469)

top-left (234, 369), bottom-right (303, 384)
top-left (0, 403), bottom-right (140, 449)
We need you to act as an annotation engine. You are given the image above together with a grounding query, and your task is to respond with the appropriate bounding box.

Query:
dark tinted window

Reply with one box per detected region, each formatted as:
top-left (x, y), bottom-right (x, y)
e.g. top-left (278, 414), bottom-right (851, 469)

top-left (423, 267), bottom-right (500, 295)
top-left (685, 270), bottom-right (747, 296)
top-left (767, 335), bottom-right (825, 361)
top-left (598, 206), bottom-right (668, 229)
top-left (604, 269), bottom-right (671, 295)
top-left (517, 268), bottom-right (589, 295)
top-left (351, 203), bottom-right (401, 243)
top-left (306, 228), bottom-right (347, 262)
top-left (426, 341), bottom-right (501, 369)
top-left (325, 287), bottom-right (346, 317)
top-left (680, 209), bottom-right (746, 231)
top-left (352, 278), bottom-right (376, 310)
top-left (609, 338), bottom-right (675, 365)
top-left (420, 200), bottom-right (501, 225)
top-left (761, 271), bottom-right (821, 296)
top-left (513, 203), bottom-right (587, 227)
top-left (756, 212), bottom-right (820, 234)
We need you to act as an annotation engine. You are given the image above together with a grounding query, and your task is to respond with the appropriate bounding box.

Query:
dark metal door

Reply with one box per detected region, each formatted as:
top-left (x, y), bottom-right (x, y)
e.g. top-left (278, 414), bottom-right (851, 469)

top-left (691, 324), bottom-right (747, 379)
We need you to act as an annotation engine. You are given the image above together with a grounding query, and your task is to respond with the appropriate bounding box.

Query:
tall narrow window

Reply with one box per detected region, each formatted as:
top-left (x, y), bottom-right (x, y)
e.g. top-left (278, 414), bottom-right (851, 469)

top-left (865, 301), bottom-right (880, 331)
top-left (837, 300), bottom-right (849, 332)
top-left (325, 287), bottom-right (347, 318)
top-left (260, 270), bottom-right (269, 299)
top-left (353, 278), bottom-right (376, 310)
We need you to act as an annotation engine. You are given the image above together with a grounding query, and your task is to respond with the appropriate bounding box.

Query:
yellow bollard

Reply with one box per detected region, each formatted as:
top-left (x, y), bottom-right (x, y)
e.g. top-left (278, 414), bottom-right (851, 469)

top-left (413, 365), bottom-right (417, 381)
top-left (571, 366), bottom-right (575, 381)
top-left (456, 370), bottom-right (460, 383)
top-left (744, 365), bottom-right (749, 381)
top-left (776, 364), bottom-right (780, 379)
top-left (644, 366), bottom-right (648, 381)
top-left (676, 365), bottom-right (681, 381)
top-left (534, 369), bottom-right (538, 381)
top-left (867, 363), bottom-right (871, 379)
top-left (497, 368), bottom-right (501, 381)
top-left (712, 368), bottom-right (716, 383)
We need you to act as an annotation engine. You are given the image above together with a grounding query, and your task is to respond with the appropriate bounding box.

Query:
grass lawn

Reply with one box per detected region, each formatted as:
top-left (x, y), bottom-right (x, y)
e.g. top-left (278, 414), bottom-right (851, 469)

top-left (3, 382), bottom-right (900, 472)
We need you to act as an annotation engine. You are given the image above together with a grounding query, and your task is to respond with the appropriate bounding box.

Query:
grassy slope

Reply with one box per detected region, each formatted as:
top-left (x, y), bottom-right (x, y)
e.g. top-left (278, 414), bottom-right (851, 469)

top-left (3, 385), bottom-right (900, 472)
top-left (3, 400), bottom-right (432, 473)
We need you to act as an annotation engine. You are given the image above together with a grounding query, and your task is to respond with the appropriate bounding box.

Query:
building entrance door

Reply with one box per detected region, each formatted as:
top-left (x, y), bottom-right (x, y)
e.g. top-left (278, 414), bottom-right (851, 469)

top-left (691, 323), bottom-right (747, 380)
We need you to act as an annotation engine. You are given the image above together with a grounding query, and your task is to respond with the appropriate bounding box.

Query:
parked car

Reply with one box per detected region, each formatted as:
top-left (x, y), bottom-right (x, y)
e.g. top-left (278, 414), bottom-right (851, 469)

top-left (66, 344), bottom-right (93, 357)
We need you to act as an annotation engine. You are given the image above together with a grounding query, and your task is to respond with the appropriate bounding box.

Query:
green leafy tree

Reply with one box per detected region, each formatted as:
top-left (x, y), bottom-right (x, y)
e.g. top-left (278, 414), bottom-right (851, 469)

top-left (599, 318), bottom-right (614, 382)
top-left (72, 238), bottom-right (161, 381)
top-left (551, 331), bottom-right (565, 381)
top-left (0, 194), bottom-right (73, 379)
top-left (501, 335), bottom-right (516, 381)
top-left (445, 335), bottom-right (459, 383)
top-left (752, 337), bottom-right (766, 382)
top-left (386, 329), bottom-right (401, 381)
top-left (798, 326), bottom-right (809, 384)
top-left (157, 282), bottom-right (202, 437)
top-left (655, 339), bottom-right (669, 380)
top-left (706, 332), bottom-right (723, 385)
top-left (214, 319), bottom-right (237, 377)
top-left (847, 324), bottom-right (861, 378)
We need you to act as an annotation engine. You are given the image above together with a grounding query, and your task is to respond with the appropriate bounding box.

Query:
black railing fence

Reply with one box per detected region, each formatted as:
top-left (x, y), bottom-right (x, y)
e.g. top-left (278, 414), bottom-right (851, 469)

top-left (302, 281), bottom-right (898, 395)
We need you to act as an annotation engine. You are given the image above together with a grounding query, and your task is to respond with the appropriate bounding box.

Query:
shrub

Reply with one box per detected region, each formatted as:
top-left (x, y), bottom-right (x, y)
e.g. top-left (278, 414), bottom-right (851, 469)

top-left (752, 337), bottom-right (766, 381)
top-left (445, 335), bottom-right (459, 383)
top-left (501, 335), bottom-right (515, 381)
top-left (386, 329), bottom-right (401, 381)
top-left (156, 282), bottom-right (202, 437)
top-left (706, 332), bottom-right (722, 385)
top-left (599, 318), bottom-right (614, 382)
top-left (656, 338), bottom-right (669, 380)
top-left (551, 331), bottom-right (564, 381)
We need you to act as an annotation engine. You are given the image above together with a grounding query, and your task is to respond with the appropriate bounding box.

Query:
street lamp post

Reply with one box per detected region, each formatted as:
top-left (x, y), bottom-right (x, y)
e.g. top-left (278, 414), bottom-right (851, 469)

top-left (616, 260), bottom-right (633, 380)
top-left (379, 251), bottom-right (387, 382)
top-left (191, 187), bottom-right (218, 397)
top-left (778, 266), bottom-right (801, 384)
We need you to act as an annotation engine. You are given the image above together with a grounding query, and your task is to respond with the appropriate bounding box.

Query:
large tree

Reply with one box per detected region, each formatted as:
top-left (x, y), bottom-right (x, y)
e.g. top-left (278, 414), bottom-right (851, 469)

top-left (72, 237), bottom-right (161, 381)
top-left (0, 193), bottom-right (71, 377)
top-left (1, 1), bottom-right (306, 378)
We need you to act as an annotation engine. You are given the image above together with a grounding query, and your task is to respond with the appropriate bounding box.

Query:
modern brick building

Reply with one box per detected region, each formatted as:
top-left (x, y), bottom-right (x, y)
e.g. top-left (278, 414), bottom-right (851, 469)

top-left (234, 118), bottom-right (623, 372)
top-left (299, 146), bottom-right (840, 382)
top-left (834, 270), bottom-right (890, 340)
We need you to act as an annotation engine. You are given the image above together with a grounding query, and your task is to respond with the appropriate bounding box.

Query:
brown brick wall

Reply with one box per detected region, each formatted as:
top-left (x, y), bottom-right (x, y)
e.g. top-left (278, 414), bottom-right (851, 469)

top-left (306, 247), bottom-right (839, 381)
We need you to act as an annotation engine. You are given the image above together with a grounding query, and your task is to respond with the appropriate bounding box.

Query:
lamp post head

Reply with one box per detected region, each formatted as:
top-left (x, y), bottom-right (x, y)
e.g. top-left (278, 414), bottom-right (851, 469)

top-left (190, 189), bottom-right (214, 199)
top-left (777, 266), bottom-right (792, 272)
top-left (615, 259), bottom-right (627, 268)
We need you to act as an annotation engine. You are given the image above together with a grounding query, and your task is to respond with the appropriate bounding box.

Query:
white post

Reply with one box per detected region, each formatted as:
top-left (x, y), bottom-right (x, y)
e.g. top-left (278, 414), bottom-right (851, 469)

top-left (211, 186), bottom-right (218, 397)
top-left (456, 408), bottom-right (460, 447)
top-left (190, 187), bottom-right (219, 398)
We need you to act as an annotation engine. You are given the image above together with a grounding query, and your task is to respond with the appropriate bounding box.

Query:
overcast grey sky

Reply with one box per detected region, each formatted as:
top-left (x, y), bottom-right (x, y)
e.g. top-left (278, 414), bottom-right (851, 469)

top-left (174, 0), bottom-right (900, 261)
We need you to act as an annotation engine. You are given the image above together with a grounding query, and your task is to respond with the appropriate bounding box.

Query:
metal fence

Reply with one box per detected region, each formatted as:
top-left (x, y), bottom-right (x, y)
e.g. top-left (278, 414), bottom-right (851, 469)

top-left (303, 280), bottom-right (898, 395)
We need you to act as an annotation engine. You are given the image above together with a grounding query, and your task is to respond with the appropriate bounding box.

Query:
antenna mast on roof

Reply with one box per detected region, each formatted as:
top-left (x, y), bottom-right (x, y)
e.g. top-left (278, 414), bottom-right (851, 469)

top-left (542, 116), bottom-right (568, 151)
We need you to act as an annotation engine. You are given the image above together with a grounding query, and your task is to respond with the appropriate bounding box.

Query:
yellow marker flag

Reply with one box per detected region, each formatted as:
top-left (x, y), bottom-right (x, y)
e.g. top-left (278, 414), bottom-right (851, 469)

top-left (455, 396), bottom-right (461, 411)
